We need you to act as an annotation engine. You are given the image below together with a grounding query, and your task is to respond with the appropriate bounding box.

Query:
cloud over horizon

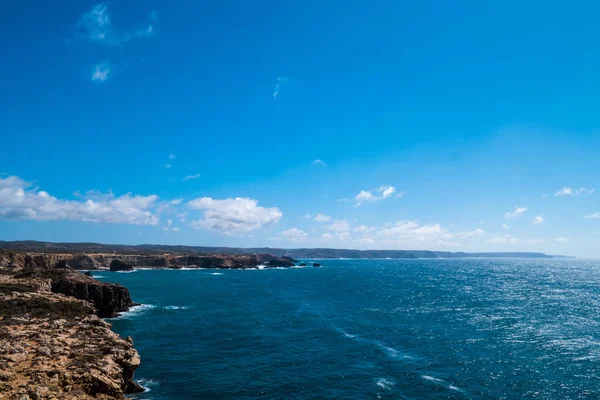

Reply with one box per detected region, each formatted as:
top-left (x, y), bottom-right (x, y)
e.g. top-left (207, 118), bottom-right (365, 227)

top-left (188, 197), bottom-right (282, 235)
top-left (0, 176), bottom-right (160, 225)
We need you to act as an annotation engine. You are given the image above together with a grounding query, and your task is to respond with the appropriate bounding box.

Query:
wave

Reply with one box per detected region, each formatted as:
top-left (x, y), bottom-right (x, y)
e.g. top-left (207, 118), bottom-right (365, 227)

top-left (333, 326), bottom-right (410, 360)
top-left (163, 305), bottom-right (190, 310)
top-left (109, 304), bottom-right (156, 320)
top-left (210, 272), bottom-right (223, 275)
top-left (136, 378), bottom-right (158, 393)
top-left (421, 375), bottom-right (463, 392)
top-left (375, 377), bottom-right (396, 391)
top-left (115, 270), bottom-right (137, 274)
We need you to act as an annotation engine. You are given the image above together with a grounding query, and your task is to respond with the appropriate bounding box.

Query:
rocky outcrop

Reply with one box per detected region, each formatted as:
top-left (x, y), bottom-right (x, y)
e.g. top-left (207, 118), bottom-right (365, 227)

top-left (109, 260), bottom-right (133, 272)
top-left (0, 274), bottom-right (142, 399)
top-left (12, 267), bottom-right (134, 318)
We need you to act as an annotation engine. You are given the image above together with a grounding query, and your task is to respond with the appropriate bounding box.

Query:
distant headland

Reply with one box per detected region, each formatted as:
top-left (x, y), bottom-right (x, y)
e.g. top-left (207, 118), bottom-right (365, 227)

top-left (0, 240), bottom-right (573, 259)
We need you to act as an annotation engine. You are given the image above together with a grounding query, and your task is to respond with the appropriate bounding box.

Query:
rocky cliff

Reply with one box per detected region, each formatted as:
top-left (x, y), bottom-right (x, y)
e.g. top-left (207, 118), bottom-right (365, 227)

top-left (10, 264), bottom-right (135, 318)
top-left (0, 251), bottom-right (296, 271)
top-left (0, 273), bottom-right (143, 399)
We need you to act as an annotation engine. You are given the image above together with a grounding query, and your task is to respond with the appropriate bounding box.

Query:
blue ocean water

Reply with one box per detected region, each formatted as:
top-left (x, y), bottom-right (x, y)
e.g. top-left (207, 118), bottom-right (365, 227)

top-left (99, 259), bottom-right (600, 399)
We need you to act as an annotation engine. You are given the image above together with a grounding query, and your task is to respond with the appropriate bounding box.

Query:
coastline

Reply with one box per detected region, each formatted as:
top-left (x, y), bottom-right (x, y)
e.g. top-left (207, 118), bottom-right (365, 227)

top-left (0, 259), bottom-right (144, 398)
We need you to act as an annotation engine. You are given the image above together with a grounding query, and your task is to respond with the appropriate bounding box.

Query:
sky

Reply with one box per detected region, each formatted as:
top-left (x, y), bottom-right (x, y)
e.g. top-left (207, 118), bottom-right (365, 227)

top-left (1, 1), bottom-right (599, 257)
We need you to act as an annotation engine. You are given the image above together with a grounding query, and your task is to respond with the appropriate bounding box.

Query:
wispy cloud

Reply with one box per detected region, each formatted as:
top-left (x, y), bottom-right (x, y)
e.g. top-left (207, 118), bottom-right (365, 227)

top-left (502, 224), bottom-right (510, 229)
top-left (271, 228), bottom-right (308, 243)
top-left (555, 187), bottom-right (595, 196)
top-left (168, 153), bottom-right (177, 160)
top-left (532, 215), bottom-right (545, 224)
top-left (526, 239), bottom-right (544, 244)
top-left (164, 163), bottom-right (171, 169)
top-left (504, 207), bottom-right (528, 218)
top-left (183, 174), bottom-right (200, 181)
top-left (584, 212), bottom-right (600, 219)
top-left (77, 3), bottom-right (158, 46)
top-left (554, 237), bottom-right (569, 243)
top-left (487, 234), bottom-right (519, 245)
top-left (311, 159), bottom-right (326, 166)
top-left (354, 186), bottom-right (399, 205)
top-left (273, 76), bottom-right (289, 98)
top-left (91, 63), bottom-right (111, 82)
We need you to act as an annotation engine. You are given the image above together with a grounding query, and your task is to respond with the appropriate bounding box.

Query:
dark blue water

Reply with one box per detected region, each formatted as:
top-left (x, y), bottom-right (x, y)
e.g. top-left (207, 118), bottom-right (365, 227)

top-left (98, 259), bottom-right (600, 399)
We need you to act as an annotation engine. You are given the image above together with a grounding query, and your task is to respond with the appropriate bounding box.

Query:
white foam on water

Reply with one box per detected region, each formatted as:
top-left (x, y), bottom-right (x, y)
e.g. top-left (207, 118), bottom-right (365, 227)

top-left (377, 343), bottom-right (400, 358)
top-left (375, 377), bottom-right (396, 390)
top-left (136, 378), bottom-right (158, 393)
top-left (91, 275), bottom-right (103, 279)
top-left (163, 305), bottom-right (190, 310)
top-left (109, 304), bottom-right (156, 320)
top-left (115, 270), bottom-right (137, 274)
top-left (422, 375), bottom-right (464, 393)
top-left (334, 325), bottom-right (411, 360)
top-left (257, 264), bottom-right (266, 270)
top-left (422, 375), bottom-right (444, 383)
top-left (211, 272), bottom-right (223, 275)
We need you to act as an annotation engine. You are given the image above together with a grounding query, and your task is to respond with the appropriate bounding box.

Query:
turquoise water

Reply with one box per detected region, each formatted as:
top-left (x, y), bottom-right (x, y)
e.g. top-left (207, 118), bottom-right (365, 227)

top-left (99, 259), bottom-right (600, 399)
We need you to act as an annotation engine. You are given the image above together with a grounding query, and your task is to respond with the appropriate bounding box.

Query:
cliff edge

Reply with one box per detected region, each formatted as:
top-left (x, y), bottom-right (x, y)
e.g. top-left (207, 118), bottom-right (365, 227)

top-left (0, 269), bottom-right (142, 398)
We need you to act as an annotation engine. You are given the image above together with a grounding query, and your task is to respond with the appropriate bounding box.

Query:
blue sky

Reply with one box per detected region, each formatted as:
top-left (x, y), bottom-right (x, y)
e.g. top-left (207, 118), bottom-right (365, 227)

top-left (1, 1), bottom-right (599, 257)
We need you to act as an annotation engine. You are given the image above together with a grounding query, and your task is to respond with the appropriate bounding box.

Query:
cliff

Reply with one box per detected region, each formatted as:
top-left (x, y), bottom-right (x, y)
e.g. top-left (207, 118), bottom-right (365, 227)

top-left (0, 251), bottom-right (296, 271)
top-left (0, 272), bottom-right (143, 398)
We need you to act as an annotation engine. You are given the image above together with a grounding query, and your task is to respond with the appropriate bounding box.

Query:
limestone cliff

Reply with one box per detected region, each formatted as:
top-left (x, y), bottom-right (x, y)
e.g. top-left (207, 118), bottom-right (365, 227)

top-left (0, 251), bottom-right (296, 271)
top-left (0, 274), bottom-right (143, 399)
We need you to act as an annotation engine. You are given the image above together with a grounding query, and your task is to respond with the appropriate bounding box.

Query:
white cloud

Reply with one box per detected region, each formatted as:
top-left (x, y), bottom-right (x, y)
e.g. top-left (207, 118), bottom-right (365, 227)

top-left (380, 186), bottom-right (396, 199)
top-left (77, 3), bottom-right (158, 45)
top-left (183, 174), bottom-right (200, 181)
top-left (322, 231), bottom-right (350, 241)
top-left (487, 234), bottom-right (519, 245)
top-left (458, 228), bottom-right (486, 238)
top-left (275, 228), bottom-right (308, 243)
top-left (555, 187), bottom-right (595, 196)
top-left (164, 163), bottom-right (171, 169)
top-left (188, 197), bottom-right (282, 234)
top-left (504, 207), bottom-right (528, 218)
top-left (354, 190), bottom-right (375, 204)
top-left (163, 219), bottom-right (180, 232)
top-left (0, 176), bottom-right (160, 225)
top-left (554, 237), bottom-right (569, 243)
top-left (354, 224), bottom-right (376, 233)
top-left (311, 159), bottom-right (326, 166)
top-left (502, 224), bottom-right (510, 229)
top-left (354, 186), bottom-right (399, 205)
top-left (273, 76), bottom-right (289, 98)
top-left (168, 153), bottom-right (177, 160)
top-left (585, 212), bottom-right (600, 219)
top-left (375, 221), bottom-right (451, 245)
top-left (526, 239), bottom-right (544, 244)
top-left (327, 220), bottom-right (351, 232)
top-left (355, 237), bottom-right (375, 244)
top-left (532, 215), bottom-right (545, 224)
top-left (91, 63), bottom-right (111, 82)
top-left (313, 213), bottom-right (331, 222)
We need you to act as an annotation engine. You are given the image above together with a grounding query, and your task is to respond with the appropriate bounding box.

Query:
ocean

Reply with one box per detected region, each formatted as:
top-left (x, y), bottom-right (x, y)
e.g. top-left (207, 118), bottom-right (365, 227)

top-left (98, 259), bottom-right (600, 399)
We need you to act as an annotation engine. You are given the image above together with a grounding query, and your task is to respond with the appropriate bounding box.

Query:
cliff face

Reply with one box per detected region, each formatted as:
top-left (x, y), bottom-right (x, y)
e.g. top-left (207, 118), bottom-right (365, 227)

top-left (0, 251), bottom-right (296, 271)
top-left (0, 274), bottom-right (142, 399)
top-left (12, 266), bottom-right (134, 318)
